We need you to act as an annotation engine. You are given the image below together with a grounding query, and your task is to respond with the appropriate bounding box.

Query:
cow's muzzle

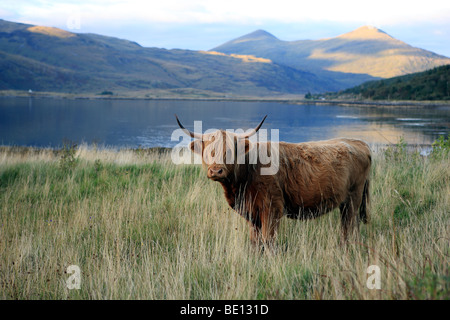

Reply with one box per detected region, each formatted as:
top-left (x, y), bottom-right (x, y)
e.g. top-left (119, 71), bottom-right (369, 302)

top-left (207, 167), bottom-right (226, 180)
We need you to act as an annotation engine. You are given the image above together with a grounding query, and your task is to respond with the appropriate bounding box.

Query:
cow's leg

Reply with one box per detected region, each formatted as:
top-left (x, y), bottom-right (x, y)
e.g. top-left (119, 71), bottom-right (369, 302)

top-left (255, 196), bottom-right (284, 248)
top-left (246, 206), bottom-right (263, 246)
top-left (247, 209), bottom-right (282, 247)
top-left (246, 188), bottom-right (284, 247)
top-left (339, 188), bottom-right (363, 243)
top-left (339, 200), bottom-right (353, 243)
top-left (260, 208), bottom-right (283, 244)
top-left (248, 220), bottom-right (261, 245)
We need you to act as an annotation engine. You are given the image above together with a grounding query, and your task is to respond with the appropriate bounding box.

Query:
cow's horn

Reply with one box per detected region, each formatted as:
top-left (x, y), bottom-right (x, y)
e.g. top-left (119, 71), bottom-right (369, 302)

top-left (236, 115), bottom-right (267, 139)
top-left (175, 114), bottom-right (204, 139)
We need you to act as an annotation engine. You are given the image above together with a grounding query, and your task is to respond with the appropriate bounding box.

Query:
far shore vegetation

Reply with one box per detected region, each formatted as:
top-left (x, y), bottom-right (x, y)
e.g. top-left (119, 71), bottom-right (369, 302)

top-left (311, 65), bottom-right (450, 102)
top-left (1, 89), bottom-right (450, 109)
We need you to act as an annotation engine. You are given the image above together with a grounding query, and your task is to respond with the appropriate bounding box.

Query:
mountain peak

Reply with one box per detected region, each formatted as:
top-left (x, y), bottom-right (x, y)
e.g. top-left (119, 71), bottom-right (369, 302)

top-left (337, 26), bottom-right (394, 40)
top-left (231, 29), bottom-right (279, 44)
top-left (247, 29), bottom-right (277, 38)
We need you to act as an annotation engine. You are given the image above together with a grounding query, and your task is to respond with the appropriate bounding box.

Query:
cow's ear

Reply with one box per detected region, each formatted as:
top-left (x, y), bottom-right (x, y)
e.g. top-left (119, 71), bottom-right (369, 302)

top-left (243, 139), bottom-right (252, 154)
top-left (189, 140), bottom-right (203, 154)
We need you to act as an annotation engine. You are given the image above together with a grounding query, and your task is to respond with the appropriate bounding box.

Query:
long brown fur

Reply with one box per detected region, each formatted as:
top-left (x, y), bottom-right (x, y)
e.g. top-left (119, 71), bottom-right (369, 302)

top-left (184, 123), bottom-right (372, 245)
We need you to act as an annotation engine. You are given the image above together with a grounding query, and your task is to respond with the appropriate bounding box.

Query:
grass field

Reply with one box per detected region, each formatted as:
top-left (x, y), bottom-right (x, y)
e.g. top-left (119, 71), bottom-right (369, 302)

top-left (0, 141), bottom-right (449, 300)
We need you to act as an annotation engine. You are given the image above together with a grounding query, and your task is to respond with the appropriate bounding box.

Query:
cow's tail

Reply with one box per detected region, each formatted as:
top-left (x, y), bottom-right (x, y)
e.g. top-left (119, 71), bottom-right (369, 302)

top-left (359, 179), bottom-right (370, 224)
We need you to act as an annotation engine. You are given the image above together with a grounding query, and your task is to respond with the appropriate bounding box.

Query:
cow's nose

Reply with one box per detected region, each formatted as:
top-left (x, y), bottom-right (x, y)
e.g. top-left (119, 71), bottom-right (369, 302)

top-left (208, 168), bottom-right (223, 176)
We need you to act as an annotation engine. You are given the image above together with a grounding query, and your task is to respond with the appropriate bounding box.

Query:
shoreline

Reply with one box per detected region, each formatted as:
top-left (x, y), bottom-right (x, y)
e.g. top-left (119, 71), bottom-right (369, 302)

top-left (1, 91), bottom-right (450, 108)
top-left (0, 143), bottom-right (435, 155)
top-left (0, 145), bottom-right (172, 153)
top-left (292, 99), bottom-right (450, 108)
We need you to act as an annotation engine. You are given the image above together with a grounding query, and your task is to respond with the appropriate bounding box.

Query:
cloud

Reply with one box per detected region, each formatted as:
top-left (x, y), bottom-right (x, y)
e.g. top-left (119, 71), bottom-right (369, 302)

top-left (5, 0), bottom-right (450, 27)
top-left (2, 0), bottom-right (449, 55)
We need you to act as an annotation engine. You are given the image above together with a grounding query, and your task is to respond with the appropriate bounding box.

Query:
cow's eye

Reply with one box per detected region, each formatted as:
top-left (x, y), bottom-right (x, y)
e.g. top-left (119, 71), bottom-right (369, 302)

top-left (211, 150), bottom-right (215, 157)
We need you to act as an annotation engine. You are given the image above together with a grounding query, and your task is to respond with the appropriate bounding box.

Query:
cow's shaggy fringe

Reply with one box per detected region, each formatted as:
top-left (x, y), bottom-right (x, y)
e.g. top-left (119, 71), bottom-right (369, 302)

top-left (0, 144), bottom-right (448, 299)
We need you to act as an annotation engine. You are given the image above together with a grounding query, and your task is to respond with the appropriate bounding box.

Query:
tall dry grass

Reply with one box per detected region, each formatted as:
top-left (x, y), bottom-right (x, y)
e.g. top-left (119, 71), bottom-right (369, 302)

top-left (0, 143), bottom-right (448, 299)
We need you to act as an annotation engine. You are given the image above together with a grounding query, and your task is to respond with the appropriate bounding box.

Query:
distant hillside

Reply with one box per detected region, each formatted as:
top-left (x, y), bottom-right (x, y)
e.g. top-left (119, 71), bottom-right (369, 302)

top-left (0, 19), bottom-right (333, 96)
top-left (2, 19), bottom-right (449, 97)
top-left (324, 64), bottom-right (450, 101)
top-left (212, 26), bottom-right (450, 88)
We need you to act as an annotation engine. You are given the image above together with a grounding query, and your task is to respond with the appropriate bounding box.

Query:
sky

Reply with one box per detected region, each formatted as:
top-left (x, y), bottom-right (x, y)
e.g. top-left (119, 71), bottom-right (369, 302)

top-left (1, 0), bottom-right (450, 56)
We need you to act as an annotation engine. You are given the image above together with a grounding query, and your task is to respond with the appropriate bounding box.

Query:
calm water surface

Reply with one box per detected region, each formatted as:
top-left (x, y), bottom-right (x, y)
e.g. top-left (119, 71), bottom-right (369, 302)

top-left (0, 97), bottom-right (449, 149)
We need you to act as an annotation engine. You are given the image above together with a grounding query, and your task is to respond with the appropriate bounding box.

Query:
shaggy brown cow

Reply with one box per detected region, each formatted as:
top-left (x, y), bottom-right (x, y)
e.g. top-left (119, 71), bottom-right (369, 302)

top-left (176, 115), bottom-right (371, 245)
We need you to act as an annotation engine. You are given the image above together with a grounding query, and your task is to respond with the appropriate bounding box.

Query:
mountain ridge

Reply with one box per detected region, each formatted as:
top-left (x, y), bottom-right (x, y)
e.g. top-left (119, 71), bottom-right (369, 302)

top-left (212, 26), bottom-right (450, 80)
top-left (0, 19), bottom-right (336, 95)
top-left (1, 19), bottom-right (449, 96)
top-left (224, 29), bottom-right (279, 44)
top-left (335, 26), bottom-right (393, 40)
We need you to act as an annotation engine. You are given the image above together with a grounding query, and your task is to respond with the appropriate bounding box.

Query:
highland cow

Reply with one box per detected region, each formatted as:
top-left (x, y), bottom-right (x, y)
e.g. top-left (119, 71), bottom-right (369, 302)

top-left (176, 115), bottom-right (371, 245)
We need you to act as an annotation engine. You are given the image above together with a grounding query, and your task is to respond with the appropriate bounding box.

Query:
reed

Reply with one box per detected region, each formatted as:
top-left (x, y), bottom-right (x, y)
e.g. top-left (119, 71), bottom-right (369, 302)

top-left (0, 142), bottom-right (448, 299)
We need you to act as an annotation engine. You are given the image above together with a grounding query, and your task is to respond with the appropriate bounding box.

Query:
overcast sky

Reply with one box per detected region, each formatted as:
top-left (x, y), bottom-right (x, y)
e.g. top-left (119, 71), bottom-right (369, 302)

top-left (1, 0), bottom-right (450, 56)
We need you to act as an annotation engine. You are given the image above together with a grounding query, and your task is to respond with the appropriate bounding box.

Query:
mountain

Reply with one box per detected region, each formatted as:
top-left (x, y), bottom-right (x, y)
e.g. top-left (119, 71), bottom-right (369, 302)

top-left (0, 19), bottom-right (334, 96)
top-left (212, 26), bottom-right (450, 88)
top-left (226, 29), bottom-right (280, 43)
top-left (330, 64), bottom-right (450, 101)
top-left (1, 19), bottom-right (449, 96)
